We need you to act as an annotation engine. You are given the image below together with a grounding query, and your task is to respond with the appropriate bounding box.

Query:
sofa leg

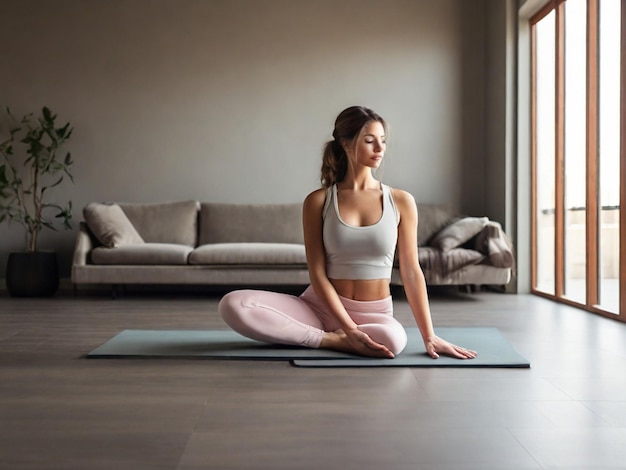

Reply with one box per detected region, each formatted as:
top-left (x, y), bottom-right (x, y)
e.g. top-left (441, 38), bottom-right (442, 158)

top-left (460, 284), bottom-right (479, 294)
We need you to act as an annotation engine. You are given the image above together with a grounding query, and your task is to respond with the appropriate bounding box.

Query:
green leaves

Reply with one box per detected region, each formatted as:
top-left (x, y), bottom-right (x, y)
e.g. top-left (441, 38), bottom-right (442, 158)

top-left (0, 164), bottom-right (9, 198)
top-left (0, 106), bottom-right (75, 252)
top-left (42, 106), bottom-right (53, 123)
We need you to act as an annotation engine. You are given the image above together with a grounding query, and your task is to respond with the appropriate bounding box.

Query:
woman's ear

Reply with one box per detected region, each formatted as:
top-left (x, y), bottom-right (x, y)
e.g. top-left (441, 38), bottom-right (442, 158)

top-left (340, 138), bottom-right (352, 154)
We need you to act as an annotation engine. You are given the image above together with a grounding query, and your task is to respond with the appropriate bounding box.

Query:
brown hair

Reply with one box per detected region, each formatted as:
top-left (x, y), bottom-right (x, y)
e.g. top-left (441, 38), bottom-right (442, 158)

top-left (320, 106), bottom-right (387, 187)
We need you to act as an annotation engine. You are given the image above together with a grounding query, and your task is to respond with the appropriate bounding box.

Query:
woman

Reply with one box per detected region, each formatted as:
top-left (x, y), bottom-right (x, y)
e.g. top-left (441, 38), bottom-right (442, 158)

top-left (218, 106), bottom-right (477, 360)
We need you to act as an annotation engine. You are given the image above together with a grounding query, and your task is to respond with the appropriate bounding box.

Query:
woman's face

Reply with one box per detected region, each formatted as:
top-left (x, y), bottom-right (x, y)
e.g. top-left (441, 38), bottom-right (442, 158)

top-left (345, 120), bottom-right (386, 170)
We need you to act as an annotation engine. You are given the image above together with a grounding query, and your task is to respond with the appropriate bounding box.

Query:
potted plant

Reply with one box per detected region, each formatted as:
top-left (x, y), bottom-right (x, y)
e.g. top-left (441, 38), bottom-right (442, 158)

top-left (0, 106), bottom-right (74, 297)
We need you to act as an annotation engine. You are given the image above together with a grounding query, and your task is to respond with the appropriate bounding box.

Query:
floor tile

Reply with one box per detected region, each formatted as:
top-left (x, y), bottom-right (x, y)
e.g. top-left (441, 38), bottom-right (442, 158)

top-left (0, 430), bottom-right (190, 470)
top-left (545, 376), bottom-right (626, 401)
top-left (581, 401), bottom-right (626, 427)
top-left (415, 376), bottom-right (572, 402)
top-left (531, 401), bottom-right (612, 428)
top-left (0, 401), bottom-right (205, 433)
top-left (510, 427), bottom-right (626, 468)
top-left (179, 427), bottom-right (541, 469)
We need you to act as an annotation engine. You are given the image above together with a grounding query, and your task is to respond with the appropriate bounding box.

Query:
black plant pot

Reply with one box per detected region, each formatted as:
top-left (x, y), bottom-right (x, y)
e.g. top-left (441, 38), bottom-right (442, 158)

top-left (6, 251), bottom-right (60, 297)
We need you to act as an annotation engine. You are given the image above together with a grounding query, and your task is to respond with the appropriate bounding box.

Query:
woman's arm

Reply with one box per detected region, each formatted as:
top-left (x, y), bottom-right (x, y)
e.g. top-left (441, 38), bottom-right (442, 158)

top-left (302, 189), bottom-right (393, 358)
top-left (393, 189), bottom-right (477, 360)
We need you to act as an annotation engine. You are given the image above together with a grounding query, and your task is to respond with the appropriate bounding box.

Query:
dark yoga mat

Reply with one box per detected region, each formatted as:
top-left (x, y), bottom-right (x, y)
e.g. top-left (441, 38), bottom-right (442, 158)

top-left (87, 327), bottom-right (530, 368)
top-left (292, 327), bottom-right (530, 368)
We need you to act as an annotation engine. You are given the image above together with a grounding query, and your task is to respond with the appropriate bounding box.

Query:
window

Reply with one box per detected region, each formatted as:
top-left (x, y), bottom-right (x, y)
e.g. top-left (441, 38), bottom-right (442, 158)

top-left (530, 0), bottom-right (624, 319)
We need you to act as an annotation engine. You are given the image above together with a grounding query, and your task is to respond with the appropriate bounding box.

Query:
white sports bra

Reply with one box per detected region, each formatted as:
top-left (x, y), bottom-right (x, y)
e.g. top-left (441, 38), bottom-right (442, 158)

top-left (322, 183), bottom-right (399, 280)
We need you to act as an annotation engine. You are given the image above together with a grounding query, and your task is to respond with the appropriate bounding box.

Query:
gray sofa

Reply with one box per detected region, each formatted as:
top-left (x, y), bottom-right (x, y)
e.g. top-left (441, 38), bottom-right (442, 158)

top-left (71, 200), bottom-right (514, 292)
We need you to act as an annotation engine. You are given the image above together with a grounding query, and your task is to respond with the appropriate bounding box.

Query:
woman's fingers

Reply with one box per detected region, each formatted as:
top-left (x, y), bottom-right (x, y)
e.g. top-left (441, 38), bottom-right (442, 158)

top-left (362, 336), bottom-right (394, 358)
top-left (457, 346), bottom-right (478, 359)
top-left (426, 344), bottom-right (439, 359)
top-left (451, 344), bottom-right (477, 359)
top-left (426, 336), bottom-right (477, 360)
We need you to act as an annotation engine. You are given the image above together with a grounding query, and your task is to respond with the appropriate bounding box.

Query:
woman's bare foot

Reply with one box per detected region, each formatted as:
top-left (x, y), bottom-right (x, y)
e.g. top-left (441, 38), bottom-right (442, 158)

top-left (319, 330), bottom-right (350, 352)
top-left (320, 329), bottom-right (394, 358)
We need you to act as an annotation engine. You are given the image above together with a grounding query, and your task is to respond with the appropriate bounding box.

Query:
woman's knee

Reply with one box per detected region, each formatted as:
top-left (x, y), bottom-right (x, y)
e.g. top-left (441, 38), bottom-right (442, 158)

top-left (219, 289), bottom-right (284, 331)
top-left (218, 290), bottom-right (250, 326)
top-left (388, 325), bottom-right (408, 356)
top-left (361, 323), bottom-right (408, 356)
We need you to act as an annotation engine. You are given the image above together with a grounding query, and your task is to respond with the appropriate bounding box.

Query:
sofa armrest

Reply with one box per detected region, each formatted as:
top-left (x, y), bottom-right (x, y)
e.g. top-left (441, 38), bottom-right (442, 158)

top-left (472, 221), bottom-right (515, 268)
top-left (72, 221), bottom-right (97, 267)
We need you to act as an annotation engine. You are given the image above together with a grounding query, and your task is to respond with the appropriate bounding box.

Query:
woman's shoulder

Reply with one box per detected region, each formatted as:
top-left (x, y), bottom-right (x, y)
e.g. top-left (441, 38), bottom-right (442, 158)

top-left (388, 187), bottom-right (418, 224)
top-left (303, 187), bottom-right (329, 210)
top-left (388, 186), bottom-right (416, 207)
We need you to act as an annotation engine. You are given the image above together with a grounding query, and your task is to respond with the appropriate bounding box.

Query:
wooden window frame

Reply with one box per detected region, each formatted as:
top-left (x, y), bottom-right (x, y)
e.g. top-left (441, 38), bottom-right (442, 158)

top-left (530, 0), bottom-right (624, 321)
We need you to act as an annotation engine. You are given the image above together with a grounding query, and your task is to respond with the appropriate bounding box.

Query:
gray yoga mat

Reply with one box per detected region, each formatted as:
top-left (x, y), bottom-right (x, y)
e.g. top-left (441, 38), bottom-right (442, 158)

top-left (87, 327), bottom-right (530, 368)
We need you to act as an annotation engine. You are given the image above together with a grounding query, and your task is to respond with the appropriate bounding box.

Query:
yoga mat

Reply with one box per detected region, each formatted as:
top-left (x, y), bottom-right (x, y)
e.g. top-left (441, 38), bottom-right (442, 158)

top-left (292, 327), bottom-right (530, 368)
top-left (87, 329), bottom-right (347, 359)
top-left (87, 327), bottom-right (529, 368)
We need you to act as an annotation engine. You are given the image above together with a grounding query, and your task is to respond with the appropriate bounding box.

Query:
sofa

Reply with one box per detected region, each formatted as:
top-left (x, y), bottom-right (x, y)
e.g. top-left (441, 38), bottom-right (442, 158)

top-left (71, 200), bottom-right (514, 293)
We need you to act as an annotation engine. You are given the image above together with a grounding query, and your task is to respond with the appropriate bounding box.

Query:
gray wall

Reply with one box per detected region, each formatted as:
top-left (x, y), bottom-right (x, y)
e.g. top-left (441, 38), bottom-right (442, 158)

top-left (0, 0), bottom-right (507, 279)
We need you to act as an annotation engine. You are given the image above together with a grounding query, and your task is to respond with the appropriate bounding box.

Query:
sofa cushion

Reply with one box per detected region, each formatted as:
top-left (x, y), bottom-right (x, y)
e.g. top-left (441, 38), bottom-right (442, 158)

top-left (474, 222), bottom-right (516, 268)
top-left (418, 246), bottom-right (484, 276)
top-left (430, 216), bottom-right (489, 251)
top-left (119, 201), bottom-right (199, 247)
top-left (189, 243), bottom-right (307, 265)
top-left (416, 204), bottom-right (458, 246)
top-left (91, 244), bottom-right (193, 265)
top-left (83, 203), bottom-right (145, 248)
top-left (198, 203), bottom-right (303, 245)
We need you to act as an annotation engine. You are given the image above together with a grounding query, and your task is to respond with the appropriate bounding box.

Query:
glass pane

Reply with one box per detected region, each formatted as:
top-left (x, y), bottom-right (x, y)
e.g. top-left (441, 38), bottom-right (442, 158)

top-left (535, 11), bottom-right (556, 295)
top-left (564, 0), bottom-right (587, 304)
top-left (598, 0), bottom-right (621, 314)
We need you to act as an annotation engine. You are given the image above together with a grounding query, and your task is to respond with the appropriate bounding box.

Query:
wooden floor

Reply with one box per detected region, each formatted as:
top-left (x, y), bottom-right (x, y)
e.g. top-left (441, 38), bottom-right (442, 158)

top-left (1, 286), bottom-right (626, 469)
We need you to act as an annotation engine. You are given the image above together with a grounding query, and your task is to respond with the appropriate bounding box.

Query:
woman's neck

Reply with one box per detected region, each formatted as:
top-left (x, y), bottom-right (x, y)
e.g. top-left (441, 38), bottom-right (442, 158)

top-left (339, 169), bottom-right (378, 191)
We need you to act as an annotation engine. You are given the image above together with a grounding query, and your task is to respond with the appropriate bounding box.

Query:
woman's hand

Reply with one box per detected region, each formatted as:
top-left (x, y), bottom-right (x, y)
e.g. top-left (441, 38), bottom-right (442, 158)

top-left (425, 335), bottom-right (477, 360)
top-left (344, 328), bottom-right (395, 359)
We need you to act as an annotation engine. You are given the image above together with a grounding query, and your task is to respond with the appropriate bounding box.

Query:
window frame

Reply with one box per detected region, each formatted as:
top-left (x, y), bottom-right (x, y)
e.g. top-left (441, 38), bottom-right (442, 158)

top-left (530, 0), bottom-right (625, 320)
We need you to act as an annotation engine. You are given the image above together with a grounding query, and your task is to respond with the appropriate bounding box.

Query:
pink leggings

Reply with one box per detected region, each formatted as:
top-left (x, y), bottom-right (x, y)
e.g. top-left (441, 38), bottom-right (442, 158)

top-left (218, 285), bottom-right (408, 356)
